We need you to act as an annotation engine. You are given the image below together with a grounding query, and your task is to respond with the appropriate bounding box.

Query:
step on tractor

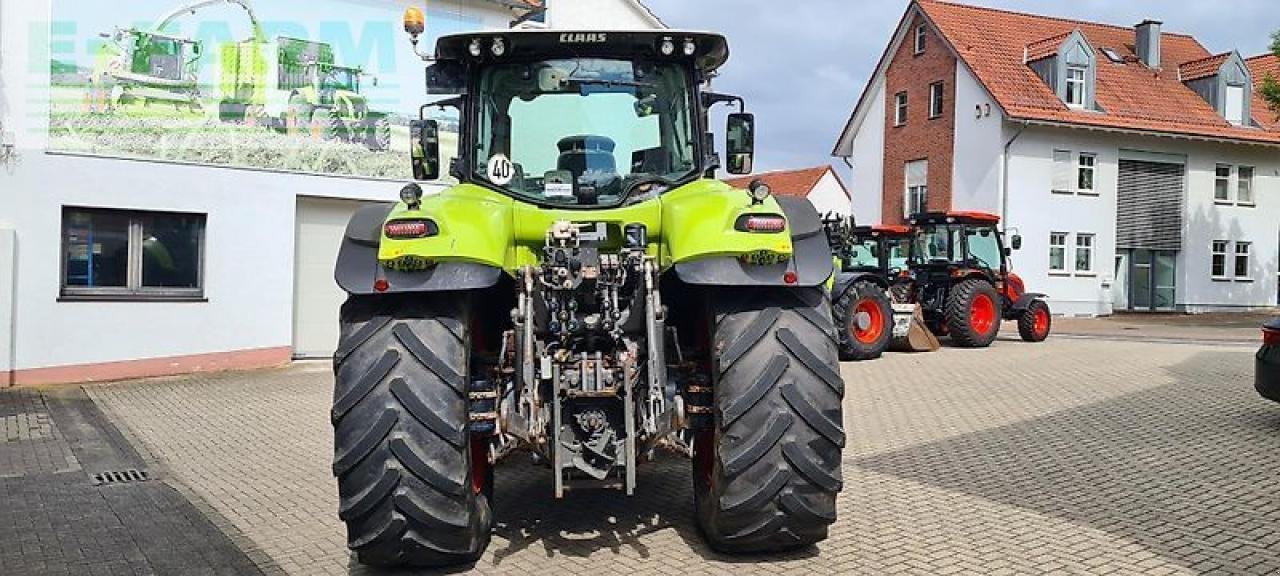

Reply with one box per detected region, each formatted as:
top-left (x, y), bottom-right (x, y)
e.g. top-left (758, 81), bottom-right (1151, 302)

top-left (219, 37), bottom-right (392, 151)
top-left (88, 1), bottom-right (263, 114)
top-left (898, 211), bottom-right (1052, 347)
top-left (328, 15), bottom-right (845, 568)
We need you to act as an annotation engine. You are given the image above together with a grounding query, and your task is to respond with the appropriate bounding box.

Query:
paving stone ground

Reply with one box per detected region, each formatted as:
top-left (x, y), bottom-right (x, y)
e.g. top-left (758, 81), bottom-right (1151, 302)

top-left (77, 327), bottom-right (1280, 575)
top-left (0, 387), bottom-right (264, 575)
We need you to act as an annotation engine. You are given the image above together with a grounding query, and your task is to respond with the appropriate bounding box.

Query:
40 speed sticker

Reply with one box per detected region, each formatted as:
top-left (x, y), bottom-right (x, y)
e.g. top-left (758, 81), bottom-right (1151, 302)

top-left (487, 154), bottom-right (514, 185)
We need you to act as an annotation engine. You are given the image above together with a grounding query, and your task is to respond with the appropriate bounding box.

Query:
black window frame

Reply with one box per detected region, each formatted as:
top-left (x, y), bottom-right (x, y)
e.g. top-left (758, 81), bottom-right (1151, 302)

top-left (60, 206), bottom-right (207, 302)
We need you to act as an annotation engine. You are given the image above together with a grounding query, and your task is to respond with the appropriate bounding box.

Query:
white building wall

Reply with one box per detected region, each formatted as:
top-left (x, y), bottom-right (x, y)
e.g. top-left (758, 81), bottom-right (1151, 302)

top-left (1178, 141), bottom-right (1279, 312)
top-left (0, 0), bottom-right (656, 380)
top-left (848, 80), bottom-right (885, 224)
top-left (1005, 126), bottom-right (1280, 316)
top-left (950, 62), bottom-right (1004, 214)
top-left (1004, 126), bottom-right (1119, 317)
top-left (805, 171), bottom-right (851, 217)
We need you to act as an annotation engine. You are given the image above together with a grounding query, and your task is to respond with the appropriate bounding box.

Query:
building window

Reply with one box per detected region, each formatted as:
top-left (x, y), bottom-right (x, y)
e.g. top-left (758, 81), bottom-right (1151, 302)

top-left (1049, 232), bottom-right (1067, 272)
top-left (1075, 233), bottom-right (1095, 273)
top-left (1065, 66), bottom-right (1086, 108)
top-left (894, 91), bottom-right (908, 126)
top-left (1052, 150), bottom-right (1072, 193)
top-left (1224, 84), bottom-right (1245, 125)
top-left (61, 207), bottom-right (206, 300)
top-left (1237, 166), bottom-right (1254, 205)
top-left (1214, 164), bottom-right (1231, 202)
top-left (1211, 240), bottom-right (1229, 278)
top-left (914, 24), bottom-right (927, 54)
top-left (929, 82), bottom-right (944, 118)
top-left (1235, 242), bottom-right (1251, 279)
top-left (905, 159), bottom-right (928, 217)
top-left (1077, 153), bottom-right (1096, 193)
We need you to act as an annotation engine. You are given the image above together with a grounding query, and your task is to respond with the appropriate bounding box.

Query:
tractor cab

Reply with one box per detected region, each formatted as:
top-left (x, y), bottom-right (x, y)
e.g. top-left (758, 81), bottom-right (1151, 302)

top-left (405, 29), bottom-right (756, 204)
top-left (846, 224), bottom-right (914, 278)
top-left (907, 211), bottom-right (1011, 278)
top-left (104, 29), bottom-right (201, 86)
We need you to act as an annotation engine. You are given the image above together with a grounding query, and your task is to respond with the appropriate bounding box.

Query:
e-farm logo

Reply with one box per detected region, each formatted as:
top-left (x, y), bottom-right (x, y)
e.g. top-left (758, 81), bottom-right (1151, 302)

top-left (559, 32), bottom-right (607, 44)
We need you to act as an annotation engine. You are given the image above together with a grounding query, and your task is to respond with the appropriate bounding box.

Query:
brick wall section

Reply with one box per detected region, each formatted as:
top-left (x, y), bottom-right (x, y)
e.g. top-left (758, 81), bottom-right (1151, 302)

top-left (882, 15), bottom-right (957, 224)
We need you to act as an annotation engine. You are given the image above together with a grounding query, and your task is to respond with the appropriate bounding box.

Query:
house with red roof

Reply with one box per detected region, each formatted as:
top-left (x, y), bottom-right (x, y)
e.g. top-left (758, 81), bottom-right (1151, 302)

top-left (724, 165), bottom-right (852, 217)
top-left (834, 0), bottom-right (1279, 315)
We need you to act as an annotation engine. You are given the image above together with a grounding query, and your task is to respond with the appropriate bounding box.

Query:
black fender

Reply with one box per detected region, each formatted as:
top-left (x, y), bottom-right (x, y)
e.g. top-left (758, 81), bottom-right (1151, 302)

top-left (673, 196), bottom-right (834, 288)
top-left (833, 271), bottom-right (889, 301)
top-left (334, 202), bottom-right (504, 295)
top-left (1009, 293), bottom-right (1048, 313)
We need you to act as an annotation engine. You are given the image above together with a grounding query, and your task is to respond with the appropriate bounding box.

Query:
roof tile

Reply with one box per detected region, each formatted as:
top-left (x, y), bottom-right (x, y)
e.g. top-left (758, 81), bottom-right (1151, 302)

top-left (916, 0), bottom-right (1280, 144)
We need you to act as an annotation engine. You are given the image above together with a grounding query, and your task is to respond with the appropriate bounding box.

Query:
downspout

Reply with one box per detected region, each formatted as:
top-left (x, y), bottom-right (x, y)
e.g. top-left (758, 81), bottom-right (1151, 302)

top-left (1000, 121), bottom-right (1029, 231)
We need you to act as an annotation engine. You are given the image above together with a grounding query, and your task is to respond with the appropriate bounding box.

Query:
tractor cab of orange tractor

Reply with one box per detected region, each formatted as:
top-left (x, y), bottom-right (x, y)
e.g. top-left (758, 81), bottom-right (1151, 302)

top-left (844, 224), bottom-right (915, 278)
top-left (900, 211), bottom-right (1052, 346)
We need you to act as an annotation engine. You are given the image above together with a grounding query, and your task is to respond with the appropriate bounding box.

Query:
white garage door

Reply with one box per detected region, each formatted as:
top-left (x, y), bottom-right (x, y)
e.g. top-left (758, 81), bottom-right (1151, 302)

top-left (293, 197), bottom-right (371, 358)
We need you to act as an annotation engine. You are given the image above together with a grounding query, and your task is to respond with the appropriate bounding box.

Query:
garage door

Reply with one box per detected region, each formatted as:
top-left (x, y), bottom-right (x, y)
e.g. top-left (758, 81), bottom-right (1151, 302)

top-left (1117, 159), bottom-right (1184, 251)
top-left (293, 197), bottom-right (371, 358)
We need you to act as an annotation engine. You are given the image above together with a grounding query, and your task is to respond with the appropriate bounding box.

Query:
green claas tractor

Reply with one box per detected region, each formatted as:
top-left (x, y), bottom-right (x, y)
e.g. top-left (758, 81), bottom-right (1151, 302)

top-left (898, 211), bottom-right (1052, 347)
top-left (219, 37), bottom-right (392, 151)
top-left (328, 16), bottom-right (844, 568)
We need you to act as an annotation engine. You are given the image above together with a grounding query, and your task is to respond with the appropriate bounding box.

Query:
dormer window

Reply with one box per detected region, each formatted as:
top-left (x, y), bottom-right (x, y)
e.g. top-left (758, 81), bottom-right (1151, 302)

top-left (1026, 29), bottom-right (1098, 111)
top-left (1065, 66), bottom-right (1087, 108)
top-left (1179, 51), bottom-right (1252, 126)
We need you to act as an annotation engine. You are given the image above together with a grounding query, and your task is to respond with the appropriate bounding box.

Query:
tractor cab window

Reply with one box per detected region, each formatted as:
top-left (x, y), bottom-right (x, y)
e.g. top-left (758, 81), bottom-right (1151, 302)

top-left (324, 68), bottom-right (359, 92)
top-left (914, 225), bottom-right (964, 264)
top-left (965, 227), bottom-right (1002, 270)
top-left (474, 58), bottom-right (698, 207)
top-left (847, 238), bottom-right (880, 269)
top-left (885, 237), bottom-right (912, 274)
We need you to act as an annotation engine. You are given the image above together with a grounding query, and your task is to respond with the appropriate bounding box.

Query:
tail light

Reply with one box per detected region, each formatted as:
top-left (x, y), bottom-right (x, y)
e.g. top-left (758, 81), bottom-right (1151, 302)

top-left (1264, 326), bottom-right (1280, 346)
top-left (384, 219), bottom-right (438, 239)
top-left (735, 214), bottom-right (787, 233)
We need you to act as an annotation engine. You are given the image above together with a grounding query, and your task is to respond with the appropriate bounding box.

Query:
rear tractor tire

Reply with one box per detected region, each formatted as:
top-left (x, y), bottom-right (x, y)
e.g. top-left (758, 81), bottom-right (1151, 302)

top-left (833, 281), bottom-right (893, 361)
top-left (331, 295), bottom-right (492, 568)
top-left (1017, 299), bottom-right (1052, 343)
top-left (694, 287), bottom-right (844, 553)
top-left (945, 278), bottom-right (1001, 348)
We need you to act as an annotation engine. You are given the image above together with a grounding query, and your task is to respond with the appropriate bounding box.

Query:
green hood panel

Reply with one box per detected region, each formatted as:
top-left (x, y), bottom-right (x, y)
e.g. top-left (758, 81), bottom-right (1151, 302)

top-left (377, 179), bottom-right (798, 275)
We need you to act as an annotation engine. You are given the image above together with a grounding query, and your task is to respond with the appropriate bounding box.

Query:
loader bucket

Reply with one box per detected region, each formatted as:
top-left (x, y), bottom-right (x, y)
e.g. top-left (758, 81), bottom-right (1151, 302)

top-left (890, 304), bottom-right (940, 352)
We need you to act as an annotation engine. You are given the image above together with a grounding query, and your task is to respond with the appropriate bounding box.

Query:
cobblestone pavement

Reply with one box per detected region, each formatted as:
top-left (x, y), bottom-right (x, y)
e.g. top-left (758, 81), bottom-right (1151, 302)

top-left (0, 387), bottom-right (264, 575)
top-left (85, 331), bottom-right (1280, 575)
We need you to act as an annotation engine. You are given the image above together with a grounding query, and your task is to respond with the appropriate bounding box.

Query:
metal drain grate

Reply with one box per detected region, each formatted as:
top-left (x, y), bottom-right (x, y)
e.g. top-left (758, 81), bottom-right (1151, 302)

top-left (90, 469), bottom-right (150, 486)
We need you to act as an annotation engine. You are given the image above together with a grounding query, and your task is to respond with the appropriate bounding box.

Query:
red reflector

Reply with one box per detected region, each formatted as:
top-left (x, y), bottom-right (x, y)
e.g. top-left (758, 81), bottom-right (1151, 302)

top-left (374, 279), bottom-right (390, 292)
top-left (744, 216), bottom-right (786, 232)
top-left (385, 220), bottom-right (432, 239)
top-left (783, 271), bottom-right (798, 285)
top-left (1265, 328), bottom-right (1280, 346)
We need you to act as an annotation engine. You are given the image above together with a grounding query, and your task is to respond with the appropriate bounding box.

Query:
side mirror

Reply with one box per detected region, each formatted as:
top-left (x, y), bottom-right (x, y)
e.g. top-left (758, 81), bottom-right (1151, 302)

top-left (410, 119), bottom-right (441, 181)
top-left (191, 43), bottom-right (202, 56)
top-left (725, 112), bottom-right (755, 175)
top-left (1010, 234), bottom-right (1023, 251)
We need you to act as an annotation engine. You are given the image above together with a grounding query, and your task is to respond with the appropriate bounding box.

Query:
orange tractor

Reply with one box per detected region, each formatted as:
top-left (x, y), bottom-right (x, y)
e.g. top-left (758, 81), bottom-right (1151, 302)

top-left (896, 211), bottom-right (1051, 347)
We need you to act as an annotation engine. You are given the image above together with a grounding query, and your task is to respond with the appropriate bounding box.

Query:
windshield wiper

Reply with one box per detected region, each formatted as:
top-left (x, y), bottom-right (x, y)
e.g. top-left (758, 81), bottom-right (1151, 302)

top-left (570, 78), bottom-right (656, 89)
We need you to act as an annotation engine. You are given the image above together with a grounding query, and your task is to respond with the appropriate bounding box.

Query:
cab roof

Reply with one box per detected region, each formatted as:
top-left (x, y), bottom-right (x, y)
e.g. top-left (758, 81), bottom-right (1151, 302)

top-left (435, 30), bottom-right (730, 74)
top-left (909, 211), bottom-right (1002, 226)
top-left (852, 224), bottom-right (914, 237)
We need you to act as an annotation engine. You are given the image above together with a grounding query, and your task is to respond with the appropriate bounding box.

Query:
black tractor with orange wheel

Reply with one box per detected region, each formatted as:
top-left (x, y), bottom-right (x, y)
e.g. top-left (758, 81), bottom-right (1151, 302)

top-left (824, 218), bottom-right (915, 360)
top-left (898, 211), bottom-right (1051, 347)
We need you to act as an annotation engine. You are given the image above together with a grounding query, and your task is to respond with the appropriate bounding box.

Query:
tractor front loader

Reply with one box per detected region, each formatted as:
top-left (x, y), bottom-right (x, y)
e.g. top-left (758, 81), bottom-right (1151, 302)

top-left (328, 18), bottom-right (845, 569)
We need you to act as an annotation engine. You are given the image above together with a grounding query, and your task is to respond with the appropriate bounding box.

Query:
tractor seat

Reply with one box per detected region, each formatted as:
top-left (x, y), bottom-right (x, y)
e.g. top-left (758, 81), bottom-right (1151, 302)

top-left (557, 135), bottom-right (618, 186)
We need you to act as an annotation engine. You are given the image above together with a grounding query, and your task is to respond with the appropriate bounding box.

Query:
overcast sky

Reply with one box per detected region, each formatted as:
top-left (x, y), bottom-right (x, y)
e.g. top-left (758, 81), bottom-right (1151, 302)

top-left (643, 0), bottom-right (1278, 175)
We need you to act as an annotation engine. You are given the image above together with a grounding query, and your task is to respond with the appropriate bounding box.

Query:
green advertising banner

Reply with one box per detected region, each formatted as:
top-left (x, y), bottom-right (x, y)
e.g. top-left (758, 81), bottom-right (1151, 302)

top-left (47, 0), bottom-right (477, 179)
